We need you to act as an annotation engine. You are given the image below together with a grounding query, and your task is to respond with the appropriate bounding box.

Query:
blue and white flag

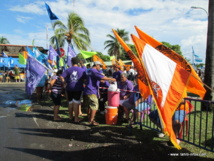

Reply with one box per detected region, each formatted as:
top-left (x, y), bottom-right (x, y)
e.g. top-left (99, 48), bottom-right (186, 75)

top-left (67, 45), bottom-right (76, 67)
top-left (194, 54), bottom-right (203, 62)
top-left (2, 51), bottom-right (8, 57)
top-left (48, 45), bottom-right (58, 65)
top-left (25, 55), bottom-right (47, 95)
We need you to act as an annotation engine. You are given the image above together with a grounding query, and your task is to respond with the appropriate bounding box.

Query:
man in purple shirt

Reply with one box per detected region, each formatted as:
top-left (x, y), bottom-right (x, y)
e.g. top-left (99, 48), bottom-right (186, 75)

top-left (61, 57), bottom-right (87, 123)
top-left (113, 65), bottom-right (122, 82)
top-left (117, 72), bottom-right (134, 123)
top-left (83, 61), bottom-right (116, 126)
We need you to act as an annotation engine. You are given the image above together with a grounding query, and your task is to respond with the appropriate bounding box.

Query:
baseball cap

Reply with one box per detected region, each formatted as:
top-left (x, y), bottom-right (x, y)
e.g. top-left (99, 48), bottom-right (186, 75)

top-left (53, 69), bottom-right (58, 72)
top-left (94, 61), bottom-right (102, 66)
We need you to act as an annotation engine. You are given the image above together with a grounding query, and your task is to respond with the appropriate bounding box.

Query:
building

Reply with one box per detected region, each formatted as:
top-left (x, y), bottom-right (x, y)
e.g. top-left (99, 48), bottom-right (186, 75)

top-left (0, 44), bottom-right (47, 58)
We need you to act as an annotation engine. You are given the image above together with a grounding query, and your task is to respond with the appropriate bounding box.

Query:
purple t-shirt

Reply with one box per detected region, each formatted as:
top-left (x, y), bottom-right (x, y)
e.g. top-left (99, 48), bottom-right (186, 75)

top-left (118, 79), bottom-right (133, 98)
top-left (84, 68), bottom-right (105, 96)
top-left (61, 66), bottom-right (86, 91)
top-left (128, 85), bottom-right (141, 104)
top-left (113, 70), bottom-right (122, 82)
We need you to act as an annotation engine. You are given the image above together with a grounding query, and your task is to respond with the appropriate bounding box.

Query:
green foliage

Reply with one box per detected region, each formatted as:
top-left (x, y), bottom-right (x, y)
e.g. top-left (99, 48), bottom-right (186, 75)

top-left (50, 12), bottom-right (91, 50)
top-left (104, 28), bottom-right (129, 59)
top-left (162, 41), bottom-right (183, 56)
top-left (0, 36), bottom-right (10, 44)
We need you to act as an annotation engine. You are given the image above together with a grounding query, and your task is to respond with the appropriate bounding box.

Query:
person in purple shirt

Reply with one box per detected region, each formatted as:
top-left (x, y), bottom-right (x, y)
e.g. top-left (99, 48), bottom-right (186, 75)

top-left (117, 72), bottom-right (134, 123)
top-left (61, 57), bottom-right (87, 123)
top-left (83, 61), bottom-right (116, 126)
top-left (112, 65), bottom-right (122, 82)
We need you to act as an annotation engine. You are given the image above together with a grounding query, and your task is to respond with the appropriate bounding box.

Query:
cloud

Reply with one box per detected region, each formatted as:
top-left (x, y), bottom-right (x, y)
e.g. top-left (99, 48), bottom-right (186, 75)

top-left (16, 16), bottom-right (31, 23)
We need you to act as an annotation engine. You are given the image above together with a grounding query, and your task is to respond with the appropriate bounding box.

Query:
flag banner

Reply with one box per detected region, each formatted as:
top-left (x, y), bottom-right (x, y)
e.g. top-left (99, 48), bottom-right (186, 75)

top-left (194, 54), bottom-right (203, 62)
top-left (26, 46), bottom-right (36, 57)
top-left (23, 51), bottom-right (28, 59)
top-left (48, 45), bottom-right (58, 65)
top-left (25, 55), bottom-right (47, 95)
top-left (135, 26), bottom-right (206, 98)
top-left (33, 47), bottom-right (41, 58)
top-left (92, 55), bottom-right (107, 69)
top-left (19, 53), bottom-right (27, 64)
top-left (67, 45), bottom-right (76, 67)
top-left (59, 57), bottom-right (64, 67)
top-left (80, 50), bottom-right (97, 59)
top-left (45, 3), bottom-right (59, 20)
top-left (132, 34), bottom-right (190, 150)
top-left (112, 29), bottom-right (151, 99)
top-left (2, 51), bottom-right (8, 57)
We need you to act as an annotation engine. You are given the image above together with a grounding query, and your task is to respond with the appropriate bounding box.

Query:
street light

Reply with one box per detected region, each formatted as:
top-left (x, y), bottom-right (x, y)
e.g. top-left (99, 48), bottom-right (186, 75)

top-left (191, 6), bottom-right (208, 15)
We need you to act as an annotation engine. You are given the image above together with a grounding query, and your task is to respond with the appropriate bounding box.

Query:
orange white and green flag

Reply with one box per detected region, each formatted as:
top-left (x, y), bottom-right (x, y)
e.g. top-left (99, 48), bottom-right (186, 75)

top-left (92, 55), bottom-right (107, 69)
top-left (134, 26), bottom-right (206, 99)
top-left (131, 34), bottom-right (190, 150)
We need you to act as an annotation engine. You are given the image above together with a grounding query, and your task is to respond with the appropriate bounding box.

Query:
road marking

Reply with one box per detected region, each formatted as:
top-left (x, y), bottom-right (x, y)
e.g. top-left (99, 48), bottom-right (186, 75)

top-left (0, 116), bottom-right (6, 119)
top-left (33, 117), bottom-right (40, 128)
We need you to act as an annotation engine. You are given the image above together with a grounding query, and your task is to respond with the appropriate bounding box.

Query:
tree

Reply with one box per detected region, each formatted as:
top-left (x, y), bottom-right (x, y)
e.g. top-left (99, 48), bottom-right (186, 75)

top-left (162, 41), bottom-right (183, 56)
top-left (0, 36), bottom-right (10, 44)
top-left (203, 0), bottom-right (214, 110)
top-left (50, 12), bottom-right (90, 50)
top-left (104, 29), bottom-right (129, 59)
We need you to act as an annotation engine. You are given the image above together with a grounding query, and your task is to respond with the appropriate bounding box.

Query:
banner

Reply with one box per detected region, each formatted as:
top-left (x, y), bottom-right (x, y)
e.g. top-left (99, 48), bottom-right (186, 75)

top-left (80, 50), bottom-right (97, 59)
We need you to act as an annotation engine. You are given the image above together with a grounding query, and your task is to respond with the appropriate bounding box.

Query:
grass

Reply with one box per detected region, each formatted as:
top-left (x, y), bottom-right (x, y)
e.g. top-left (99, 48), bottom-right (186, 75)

top-left (39, 96), bottom-right (214, 159)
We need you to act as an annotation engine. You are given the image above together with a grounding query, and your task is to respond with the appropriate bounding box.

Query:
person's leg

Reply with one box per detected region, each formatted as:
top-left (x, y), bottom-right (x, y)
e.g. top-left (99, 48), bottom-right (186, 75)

top-left (88, 95), bottom-right (99, 125)
top-left (68, 102), bottom-right (74, 120)
top-left (54, 105), bottom-right (61, 120)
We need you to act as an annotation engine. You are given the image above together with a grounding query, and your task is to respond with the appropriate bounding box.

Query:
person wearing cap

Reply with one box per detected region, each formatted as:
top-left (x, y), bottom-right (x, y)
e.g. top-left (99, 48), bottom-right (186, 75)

top-left (83, 61), bottom-right (116, 126)
top-left (61, 57), bottom-right (87, 123)
top-left (113, 65), bottom-right (122, 82)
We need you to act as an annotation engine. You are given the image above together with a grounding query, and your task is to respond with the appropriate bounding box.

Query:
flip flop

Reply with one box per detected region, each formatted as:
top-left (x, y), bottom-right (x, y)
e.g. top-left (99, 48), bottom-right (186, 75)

top-left (89, 120), bottom-right (99, 126)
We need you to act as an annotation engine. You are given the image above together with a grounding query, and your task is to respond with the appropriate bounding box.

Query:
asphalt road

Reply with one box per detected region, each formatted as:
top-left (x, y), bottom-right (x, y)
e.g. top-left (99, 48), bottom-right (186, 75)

top-left (0, 83), bottom-right (70, 161)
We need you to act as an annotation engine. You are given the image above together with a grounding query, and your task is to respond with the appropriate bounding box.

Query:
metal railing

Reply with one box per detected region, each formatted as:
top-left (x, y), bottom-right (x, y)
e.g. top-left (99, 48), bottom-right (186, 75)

top-left (133, 97), bottom-right (214, 152)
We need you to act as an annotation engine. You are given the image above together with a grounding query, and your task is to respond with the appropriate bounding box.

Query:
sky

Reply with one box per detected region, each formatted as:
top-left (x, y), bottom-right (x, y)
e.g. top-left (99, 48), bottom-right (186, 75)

top-left (0, 0), bottom-right (208, 63)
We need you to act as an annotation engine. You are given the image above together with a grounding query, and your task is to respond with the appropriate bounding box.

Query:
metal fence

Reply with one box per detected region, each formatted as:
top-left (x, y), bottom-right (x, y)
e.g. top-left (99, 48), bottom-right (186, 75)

top-left (133, 97), bottom-right (214, 152)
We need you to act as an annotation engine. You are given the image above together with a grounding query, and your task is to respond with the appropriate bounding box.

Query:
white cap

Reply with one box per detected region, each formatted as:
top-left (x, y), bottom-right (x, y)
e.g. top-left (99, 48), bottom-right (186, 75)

top-left (94, 61), bottom-right (102, 66)
top-left (53, 69), bottom-right (58, 72)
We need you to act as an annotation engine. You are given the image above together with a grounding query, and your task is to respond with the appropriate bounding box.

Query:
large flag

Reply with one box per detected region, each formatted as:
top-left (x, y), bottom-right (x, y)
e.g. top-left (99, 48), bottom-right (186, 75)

top-left (25, 55), bottom-right (47, 95)
top-left (45, 3), bottom-right (59, 20)
top-left (67, 45), bottom-right (76, 67)
top-left (112, 29), bottom-right (151, 99)
top-left (80, 50), bottom-right (97, 59)
top-left (92, 55), bottom-right (107, 69)
top-left (2, 51), bottom-right (8, 57)
top-left (135, 26), bottom-right (206, 98)
top-left (132, 34), bottom-right (190, 149)
top-left (19, 53), bottom-right (27, 65)
top-left (194, 55), bottom-right (203, 62)
top-left (48, 45), bottom-right (58, 65)
top-left (26, 46), bottom-right (35, 57)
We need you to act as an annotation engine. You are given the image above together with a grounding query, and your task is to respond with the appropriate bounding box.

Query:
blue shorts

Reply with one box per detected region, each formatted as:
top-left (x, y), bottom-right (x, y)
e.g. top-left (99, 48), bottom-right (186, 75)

top-left (135, 102), bottom-right (150, 112)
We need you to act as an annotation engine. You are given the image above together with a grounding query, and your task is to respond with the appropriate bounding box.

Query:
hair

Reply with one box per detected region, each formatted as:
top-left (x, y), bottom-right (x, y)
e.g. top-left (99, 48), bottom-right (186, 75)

top-left (120, 72), bottom-right (128, 78)
top-left (71, 57), bottom-right (80, 65)
top-left (56, 70), bottom-right (63, 76)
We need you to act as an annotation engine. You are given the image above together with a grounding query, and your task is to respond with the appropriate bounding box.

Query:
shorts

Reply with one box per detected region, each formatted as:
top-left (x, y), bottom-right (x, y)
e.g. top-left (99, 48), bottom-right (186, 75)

top-left (121, 100), bottom-right (134, 110)
top-left (51, 92), bottom-right (61, 105)
top-left (135, 102), bottom-right (150, 112)
top-left (83, 94), bottom-right (98, 110)
top-left (173, 110), bottom-right (186, 123)
top-left (67, 91), bottom-right (82, 103)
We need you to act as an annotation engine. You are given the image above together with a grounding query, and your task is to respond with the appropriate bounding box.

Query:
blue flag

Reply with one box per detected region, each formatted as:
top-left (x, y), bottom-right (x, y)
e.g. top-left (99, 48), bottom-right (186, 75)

top-left (67, 45), bottom-right (76, 67)
top-left (2, 51), bottom-right (8, 57)
top-left (45, 3), bottom-right (59, 20)
top-left (25, 55), bottom-right (47, 95)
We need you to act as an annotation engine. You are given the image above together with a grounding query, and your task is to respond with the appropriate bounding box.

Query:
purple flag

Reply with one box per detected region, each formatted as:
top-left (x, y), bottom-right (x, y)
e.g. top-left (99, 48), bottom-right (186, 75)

top-left (67, 45), bottom-right (76, 67)
top-left (25, 55), bottom-right (47, 95)
top-left (48, 45), bottom-right (58, 65)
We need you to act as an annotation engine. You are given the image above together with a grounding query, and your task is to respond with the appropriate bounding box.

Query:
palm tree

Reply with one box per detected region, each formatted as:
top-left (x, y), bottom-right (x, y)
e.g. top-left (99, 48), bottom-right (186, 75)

top-left (203, 0), bottom-right (214, 110)
top-left (0, 36), bottom-right (10, 44)
top-left (50, 12), bottom-right (90, 50)
top-left (104, 29), bottom-right (129, 59)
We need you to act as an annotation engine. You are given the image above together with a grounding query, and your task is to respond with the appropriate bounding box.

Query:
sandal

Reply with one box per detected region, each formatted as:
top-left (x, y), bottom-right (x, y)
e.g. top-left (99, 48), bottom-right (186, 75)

top-left (89, 120), bottom-right (99, 126)
top-left (74, 118), bottom-right (84, 124)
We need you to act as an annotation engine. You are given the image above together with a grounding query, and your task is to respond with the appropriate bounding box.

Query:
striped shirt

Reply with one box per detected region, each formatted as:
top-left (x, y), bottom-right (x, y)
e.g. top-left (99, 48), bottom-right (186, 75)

top-left (51, 75), bottom-right (63, 94)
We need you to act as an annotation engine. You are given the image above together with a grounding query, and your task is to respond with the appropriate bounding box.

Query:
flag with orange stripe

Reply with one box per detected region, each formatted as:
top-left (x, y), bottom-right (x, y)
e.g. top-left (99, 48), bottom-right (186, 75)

top-left (112, 29), bottom-right (151, 99)
top-left (92, 55), bottom-right (107, 69)
top-left (135, 26), bottom-right (205, 98)
top-left (132, 34), bottom-right (190, 150)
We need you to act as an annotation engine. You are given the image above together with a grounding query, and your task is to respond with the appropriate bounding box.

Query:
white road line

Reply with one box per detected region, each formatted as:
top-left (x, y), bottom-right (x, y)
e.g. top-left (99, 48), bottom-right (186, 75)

top-left (33, 117), bottom-right (40, 128)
